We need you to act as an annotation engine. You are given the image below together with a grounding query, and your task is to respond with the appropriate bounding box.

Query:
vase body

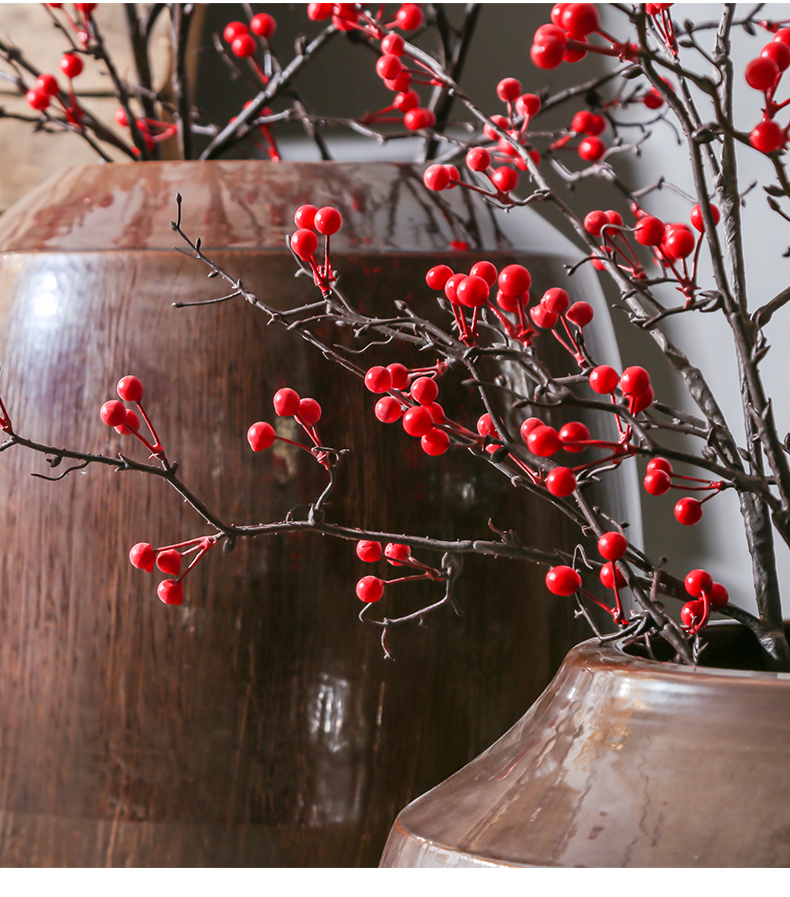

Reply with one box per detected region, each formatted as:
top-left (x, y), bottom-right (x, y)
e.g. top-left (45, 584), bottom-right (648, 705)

top-left (380, 623), bottom-right (790, 867)
top-left (0, 161), bottom-right (630, 866)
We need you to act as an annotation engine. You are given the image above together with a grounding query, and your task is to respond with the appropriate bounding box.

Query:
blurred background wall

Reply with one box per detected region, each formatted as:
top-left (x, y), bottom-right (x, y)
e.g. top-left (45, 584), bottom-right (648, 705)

top-left (1, 2), bottom-right (788, 617)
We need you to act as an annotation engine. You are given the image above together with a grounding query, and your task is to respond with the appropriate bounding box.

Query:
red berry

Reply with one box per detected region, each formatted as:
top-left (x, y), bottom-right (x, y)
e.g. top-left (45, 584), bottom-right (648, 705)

top-left (425, 402), bottom-right (445, 424)
top-left (477, 413), bottom-right (498, 438)
top-left (294, 204), bottom-right (317, 229)
top-left (561, 3), bottom-right (600, 37)
top-left (356, 575), bottom-right (384, 603)
top-left (643, 470), bottom-right (671, 495)
top-left (247, 421), bottom-right (276, 451)
top-left (663, 226), bottom-right (695, 259)
top-left (273, 387), bottom-right (301, 416)
top-left (578, 136), bottom-right (605, 162)
top-left (763, 41), bottom-right (790, 71)
top-left (375, 396), bottom-right (403, 423)
top-left (497, 77), bottom-right (522, 102)
top-left (403, 405), bottom-right (434, 437)
top-left (365, 366), bottom-right (392, 394)
top-left (586, 114), bottom-right (606, 136)
top-left (620, 366), bottom-right (650, 397)
top-left (545, 565), bottom-right (581, 596)
top-left (426, 264), bottom-right (454, 291)
top-left (495, 289), bottom-right (524, 312)
top-left (395, 3), bottom-right (423, 30)
top-left (404, 108), bottom-right (435, 130)
top-left (483, 114), bottom-right (509, 140)
top-left (101, 400), bottom-right (127, 427)
top-left (589, 365), bottom-right (619, 394)
top-left (60, 53), bottom-right (83, 78)
top-left (527, 425), bottom-right (562, 457)
top-left (116, 375), bottom-right (143, 403)
top-left (534, 23), bottom-right (568, 47)
top-left (745, 56), bottom-right (779, 91)
top-left (584, 210), bottom-right (608, 236)
top-left (387, 363), bottom-right (410, 390)
top-left (680, 599), bottom-right (706, 630)
top-left (410, 377), bottom-right (439, 405)
top-left (393, 90), bottom-right (419, 112)
top-left (382, 33), bottom-right (405, 56)
top-left (685, 568), bottom-right (713, 598)
top-left (490, 166), bottom-right (518, 193)
top-left (675, 497), bottom-right (703, 525)
top-left (307, 3), bottom-right (333, 20)
top-left (531, 40), bottom-right (564, 69)
top-left (385, 71), bottom-right (412, 92)
top-left (530, 304), bottom-right (558, 329)
top-left (470, 260), bottom-right (498, 286)
top-left (566, 301), bottom-right (594, 327)
top-left (385, 543), bottom-right (411, 565)
top-left (157, 549), bottom-right (183, 577)
top-left (456, 274), bottom-right (490, 308)
top-left (290, 228), bottom-right (318, 261)
top-left (443, 272), bottom-right (466, 303)
top-left (571, 110), bottom-right (594, 134)
top-left (115, 407), bottom-right (140, 435)
top-left (498, 264), bottom-right (531, 297)
top-left (231, 34), bottom-right (257, 57)
top-left (546, 466), bottom-right (577, 496)
top-left (690, 203), bottom-right (720, 232)
top-left (520, 417), bottom-right (544, 443)
top-left (129, 542), bottom-right (156, 573)
top-left (421, 427), bottom-right (450, 456)
top-left (314, 206), bottom-right (342, 235)
top-left (605, 210), bottom-right (623, 227)
top-left (115, 108), bottom-right (129, 127)
top-left (516, 93), bottom-right (541, 117)
top-left (647, 457), bottom-right (673, 475)
top-left (551, 4), bottom-right (569, 26)
top-left (635, 215), bottom-right (665, 246)
top-left (376, 54), bottom-right (403, 81)
top-left (250, 13), bottom-right (276, 38)
top-left (35, 73), bottom-right (60, 96)
top-left (775, 28), bottom-right (790, 48)
top-left (466, 148), bottom-right (491, 174)
top-left (709, 582), bottom-right (729, 610)
top-left (643, 87), bottom-right (663, 109)
top-left (600, 561), bottom-right (627, 590)
top-left (158, 580), bottom-right (184, 606)
top-left (295, 398), bottom-right (320, 427)
top-left (598, 531), bottom-right (628, 561)
top-left (223, 21), bottom-right (248, 42)
top-left (26, 89), bottom-right (50, 111)
top-left (558, 420), bottom-right (590, 452)
top-left (631, 385), bottom-right (654, 413)
top-left (357, 540), bottom-right (383, 562)
top-left (750, 118), bottom-right (784, 153)
top-left (423, 164), bottom-right (450, 191)
top-left (541, 287), bottom-right (570, 314)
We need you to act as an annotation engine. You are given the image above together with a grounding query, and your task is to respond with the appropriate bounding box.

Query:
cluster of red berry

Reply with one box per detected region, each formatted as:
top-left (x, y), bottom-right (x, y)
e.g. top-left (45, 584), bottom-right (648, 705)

top-left (129, 535), bottom-right (218, 606)
top-left (355, 538), bottom-right (442, 604)
top-left (643, 457), bottom-right (725, 526)
top-left (223, 14), bottom-right (277, 84)
top-left (289, 203), bottom-right (342, 295)
top-left (530, 4), bottom-right (637, 71)
top-left (247, 387), bottom-right (328, 468)
top-left (45, 2), bottom-right (96, 49)
top-left (550, 108), bottom-right (608, 164)
top-left (745, 29), bottom-right (790, 154)
top-left (25, 53), bottom-right (84, 128)
top-left (680, 568), bottom-right (729, 633)
top-left (100, 376), bottom-right (165, 460)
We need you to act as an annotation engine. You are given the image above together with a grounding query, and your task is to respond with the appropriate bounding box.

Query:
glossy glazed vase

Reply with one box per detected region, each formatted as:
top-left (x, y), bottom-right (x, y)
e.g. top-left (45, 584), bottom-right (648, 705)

top-left (0, 160), bottom-right (633, 867)
top-left (380, 622), bottom-right (790, 867)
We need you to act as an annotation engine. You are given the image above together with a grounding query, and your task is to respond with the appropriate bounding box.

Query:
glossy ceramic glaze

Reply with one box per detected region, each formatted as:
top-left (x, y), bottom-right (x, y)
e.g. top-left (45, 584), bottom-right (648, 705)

top-left (0, 161), bottom-right (628, 867)
top-left (380, 623), bottom-right (790, 867)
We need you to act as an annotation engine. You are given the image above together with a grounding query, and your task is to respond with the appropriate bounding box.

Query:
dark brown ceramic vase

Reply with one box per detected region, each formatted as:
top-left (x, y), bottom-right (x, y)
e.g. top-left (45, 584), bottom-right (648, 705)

top-left (0, 161), bottom-right (631, 867)
top-left (380, 623), bottom-right (790, 867)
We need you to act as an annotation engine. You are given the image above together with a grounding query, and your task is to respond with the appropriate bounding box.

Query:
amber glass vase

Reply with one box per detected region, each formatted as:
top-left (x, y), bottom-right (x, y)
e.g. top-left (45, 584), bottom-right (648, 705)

top-left (0, 161), bottom-right (632, 866)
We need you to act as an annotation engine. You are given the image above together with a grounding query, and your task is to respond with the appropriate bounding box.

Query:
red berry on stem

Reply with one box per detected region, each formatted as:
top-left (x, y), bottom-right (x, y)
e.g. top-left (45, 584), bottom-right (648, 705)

top-left (375, 396), bottom-right (403, 423)
top-left (558, 420), bottom-right (590, 452)
top-left (297, 398), bottom-right (321, 426)
top-left (273, 387), bottom-right (301, 416)
top-left (598, 532), bottom-right (628, 561)
top-left (644, 470), bottom-right (672, 495)
top-left (589, 365), bottom-right (619, 394)
top-left (393, 90), bottom-right (418, 112)
top-left (584, 210), bottom-right (608, 236)
top-left (647, 457), bottom-right (673, 475)
top-left (566, 301), bottom-right (594, 327)
top-left (690, 203), bottom-right (720, 232)
top-left (561, 2), bottom-right (600, 37)
top-left (477, 413), bottom-right (498, 438)
top-left (117, 375), bottom-right (143, 403)
top-left (356, 575), bottom-right (384, 603)
top-left (26, 89), bottom-right (50, 111)
top-left (620, 366), bottom-right (650, 397)
top-left (411, 377), bottom-right (439, 405)
top-left (745, 56), bottom-right (780, 91)
top-left (685, 568), bottom-right (713, 598)
top-left (643, 87), bottom-right (663, 109)
top-left (443, 272), bottom-right (466, 303)
top-left (675, 497), bottom-right (703, 525)
top-left (395, 3), bottom-right (423, 30)
top-left (491, 166), bottom-right (518, 193)
top-left (456, 274), bottom-right (490, 308)
top-left (470, 260), bottom-right (498, 286)
top-left (290, 228), bottom-right (318, 261)
top-left (545, 565), bottom-right (581, 596)
top-left (426, 264), bottom-right (453, 291)
top-left (158, 580), bottom-right (184, 606)
top-left (546, 466), bottom-right (577, 497)
top-left (635, 216), bottom-right (665, 246)
top-left (250, 13), bottom-right (276, 38)
top-left (294, 204), bottom-right (317, 229)
top-left (631, 385), bottom-right (654, 413)
top-left (36, 73), bottom-right (59, 96)
top-left (387, 363), bottom-right (409, 390)
top-left (423, 164), bottom-right (450, 191)
top-left (578, 136), bottom-right (605, 162)
top-left (530, 305), bottom-right (558, 329)
top-left (681, 599), bottom-right (706, 630)
top-left (600, 562), bottom-right (627, 590)
top-left (365, 366), bottom-right (393, 394)
top-left (498, 264), bottom-right (531, 297)
top-left (541, 287), bottom-right (570, 314)
top-left (385, 543), bottom-right (411, 565)
top-left (357, 540), bottom-right (383, 562)
top-left (497, 77), bottom-right (522, 102)
top-left (247, 421), bottom-right (276, 451)
top-left (129, 542), bottom-right (156, 573)
top-left (382, 33), bottom-right (405, 56)
top-left (60, 53), bottom-right (83, 78)
top-left (709, 582), bottom-right (729, 610)
top-left (750, 118), bottom-right (784, 153)
top-left (404, 108), bottom-right (435, 130)
top-left (232, 34), bottom-right (257, 57)
top-left (527, 425), bottom-right (562, 457)
top-left (403, 406), bottom-right (434, 437)
top-left (426, 402), bottom-right (445, 424)
top-left (376, 54), bottom-right (403, 81)
top-left (663, 226), bottom-right (696, 259)
top-left (516, 93), bottom-right (541, 117)
top-left (157, 549), bottom-right (183, 577)
top-left (421, 427), bottom-right (450, 456)
top-left (466, 147), bottom-right (491, 172)
top-left (764, 40), bottom-right (790, 72)
top-left (101, 400), bottom-right (127, 428)
top-left (223, 21), bottom-right (248, 42)
top-left (116, 407), bottom-right (140, 435)
top-left (307, 3), bottom-right (333, 21)
top-left (314, 206), bottom-right (342, 235)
